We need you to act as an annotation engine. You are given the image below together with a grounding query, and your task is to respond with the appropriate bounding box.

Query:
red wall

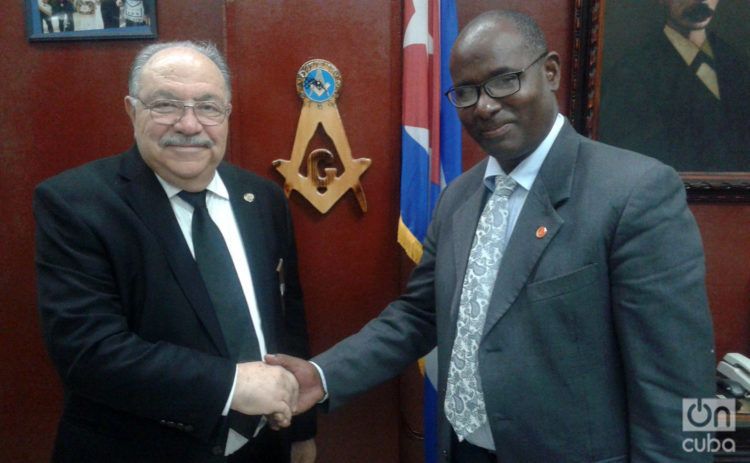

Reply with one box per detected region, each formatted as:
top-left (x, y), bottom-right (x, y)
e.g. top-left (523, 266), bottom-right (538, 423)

top-left (1, 1), bottom-right (748, 462)
top-left (225, 2), bottom-right (405, 461)
top-left (692, 204), bottom-right (750, 359)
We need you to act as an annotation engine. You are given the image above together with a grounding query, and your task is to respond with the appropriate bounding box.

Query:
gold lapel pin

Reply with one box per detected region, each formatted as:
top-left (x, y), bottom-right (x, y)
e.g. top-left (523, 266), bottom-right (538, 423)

top-left (243, 193), bottom-right (255, 203)
top-left (535, 226), bottom-right (548, 239)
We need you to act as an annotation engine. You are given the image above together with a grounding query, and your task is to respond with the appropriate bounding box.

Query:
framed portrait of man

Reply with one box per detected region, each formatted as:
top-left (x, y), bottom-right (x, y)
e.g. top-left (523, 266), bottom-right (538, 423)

top-left (587, 0), bottom-right (750, 178)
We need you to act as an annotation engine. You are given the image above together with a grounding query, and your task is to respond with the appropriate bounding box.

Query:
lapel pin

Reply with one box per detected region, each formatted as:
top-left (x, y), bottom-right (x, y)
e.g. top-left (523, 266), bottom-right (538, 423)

top-left (535, 226), bottom-right (548, 239)
top-left (243, 193), bottom-right (255, 203)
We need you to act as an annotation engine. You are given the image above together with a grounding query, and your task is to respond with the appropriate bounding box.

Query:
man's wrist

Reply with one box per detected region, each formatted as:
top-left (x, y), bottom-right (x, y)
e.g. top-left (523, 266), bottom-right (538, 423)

top-left (309, 361), bottom-right (329, 403)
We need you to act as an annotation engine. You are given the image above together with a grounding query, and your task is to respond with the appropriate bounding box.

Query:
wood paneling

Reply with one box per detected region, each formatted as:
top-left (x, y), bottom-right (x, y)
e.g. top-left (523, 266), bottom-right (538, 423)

top-left (691, 204), bottom-right (750, 360)
top-left (225, 1), bottom-right (403, 461)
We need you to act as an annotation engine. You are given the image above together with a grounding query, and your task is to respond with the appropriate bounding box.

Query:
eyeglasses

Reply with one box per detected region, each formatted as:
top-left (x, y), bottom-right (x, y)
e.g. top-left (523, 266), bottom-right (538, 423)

top-left (444, 51), bottom-right (549, 108)
top-left (131, 97), bottom-right (230, 126)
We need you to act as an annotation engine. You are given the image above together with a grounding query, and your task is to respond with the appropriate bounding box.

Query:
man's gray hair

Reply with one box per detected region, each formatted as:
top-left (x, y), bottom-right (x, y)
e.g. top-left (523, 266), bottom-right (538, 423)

top-left (128, 41), bottom-right (232, 102)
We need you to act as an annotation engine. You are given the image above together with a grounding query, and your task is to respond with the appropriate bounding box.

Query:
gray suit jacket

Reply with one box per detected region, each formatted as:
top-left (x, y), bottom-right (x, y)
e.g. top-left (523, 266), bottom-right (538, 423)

top-left (314, 121), bottom-right (715, 462)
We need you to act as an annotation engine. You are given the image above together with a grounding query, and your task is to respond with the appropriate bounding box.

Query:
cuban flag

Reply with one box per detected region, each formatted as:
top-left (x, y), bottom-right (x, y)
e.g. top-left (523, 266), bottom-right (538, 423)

top-left (397, 1), bottom-right (461, 461)
top-left (398, 0), bottom-right (461, 262)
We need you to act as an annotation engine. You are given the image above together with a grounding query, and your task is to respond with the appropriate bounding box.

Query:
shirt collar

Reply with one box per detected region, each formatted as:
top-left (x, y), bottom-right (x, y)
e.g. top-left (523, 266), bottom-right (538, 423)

top-left (483, 113), bottom-right (565, 192)
top-left (663, 24), bottom-right (714, 65)
top-left (154, 170), bottom-right (230, 200)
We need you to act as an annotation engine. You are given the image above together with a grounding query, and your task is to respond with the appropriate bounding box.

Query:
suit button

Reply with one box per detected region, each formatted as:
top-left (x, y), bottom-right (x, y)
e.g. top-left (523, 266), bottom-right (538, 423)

top-left (159, 419), bottom-right (166, 425)
top-left (212, 446), bottom-right (223, 456)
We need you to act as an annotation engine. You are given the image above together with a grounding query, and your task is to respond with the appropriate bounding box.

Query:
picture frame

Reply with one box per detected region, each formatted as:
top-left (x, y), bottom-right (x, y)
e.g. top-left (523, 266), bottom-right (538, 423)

top-left (571, 0), bottom-right (750, 201)
top-left (27, 0), bottom-right (157, 42)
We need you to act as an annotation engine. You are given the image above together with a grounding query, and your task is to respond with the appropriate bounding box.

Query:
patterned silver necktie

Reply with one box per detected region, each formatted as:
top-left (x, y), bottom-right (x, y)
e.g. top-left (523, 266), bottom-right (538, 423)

top-left (445, 174), bottom-right (517, 440)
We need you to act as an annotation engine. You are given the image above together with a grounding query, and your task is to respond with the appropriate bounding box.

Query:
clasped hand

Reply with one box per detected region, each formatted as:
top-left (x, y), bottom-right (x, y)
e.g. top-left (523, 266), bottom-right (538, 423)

top-left (265, 354), bottom-right (325, 429)
top-left (230, 361), bottom-right (298, 429)
top-left (230, 355), bottom-right (324, 430)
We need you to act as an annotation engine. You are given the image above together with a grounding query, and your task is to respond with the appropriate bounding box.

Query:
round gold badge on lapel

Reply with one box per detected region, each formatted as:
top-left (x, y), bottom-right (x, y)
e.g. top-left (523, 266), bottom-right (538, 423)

top-left (243, 193), bottom-right (255, 203)
top-left (535, 226), bottom-right (548, 239)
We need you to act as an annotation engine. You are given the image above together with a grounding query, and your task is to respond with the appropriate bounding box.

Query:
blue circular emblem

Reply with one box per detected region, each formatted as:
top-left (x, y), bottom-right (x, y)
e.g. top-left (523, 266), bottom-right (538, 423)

top-left (302, 68), bottom-right (337, 103)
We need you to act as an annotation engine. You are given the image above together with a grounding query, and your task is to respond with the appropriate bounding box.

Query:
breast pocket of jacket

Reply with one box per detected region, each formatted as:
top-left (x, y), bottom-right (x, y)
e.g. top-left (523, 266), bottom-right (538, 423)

top-left (525, 263), bottom-right (601, 347)
top-left (527, 263), bottom-right (599, 302)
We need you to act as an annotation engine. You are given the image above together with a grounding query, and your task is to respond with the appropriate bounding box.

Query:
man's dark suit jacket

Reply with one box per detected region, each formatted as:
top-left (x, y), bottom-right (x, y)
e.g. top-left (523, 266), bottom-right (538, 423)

top-left (34, 147), bottom-right (315, 462)
top-left (599, 30), bottom-right (750, 171)
top-left (314, 121), bottom-right (715, 462)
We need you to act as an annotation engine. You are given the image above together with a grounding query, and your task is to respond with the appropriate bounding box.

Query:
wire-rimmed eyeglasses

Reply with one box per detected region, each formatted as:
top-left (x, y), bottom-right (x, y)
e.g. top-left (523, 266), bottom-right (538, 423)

top-left (131, 97), bottom-right (231, 126)
top-left (444, 51), bottom-right (549, 108)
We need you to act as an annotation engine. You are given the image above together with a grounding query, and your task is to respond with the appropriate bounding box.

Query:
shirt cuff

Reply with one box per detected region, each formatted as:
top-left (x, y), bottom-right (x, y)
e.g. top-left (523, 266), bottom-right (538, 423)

top-left (223, 366), bottom-right (238, 416)
top-left (309, 361), bottom-right (329, 403)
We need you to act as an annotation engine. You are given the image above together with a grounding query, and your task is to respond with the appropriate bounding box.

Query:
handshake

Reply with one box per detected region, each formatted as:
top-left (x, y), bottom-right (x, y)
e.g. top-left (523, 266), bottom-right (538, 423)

top-left (230, 354), bottom-right (324, 429)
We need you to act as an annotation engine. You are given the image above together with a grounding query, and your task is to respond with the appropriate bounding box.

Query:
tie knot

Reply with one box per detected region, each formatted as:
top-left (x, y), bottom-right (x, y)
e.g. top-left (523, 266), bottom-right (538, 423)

top-left (690, 49), bottom-right (716, 76)
top-left (178, 190), bottom-right (208, 210)
top-left (493, 175), bottom-right (517, 197)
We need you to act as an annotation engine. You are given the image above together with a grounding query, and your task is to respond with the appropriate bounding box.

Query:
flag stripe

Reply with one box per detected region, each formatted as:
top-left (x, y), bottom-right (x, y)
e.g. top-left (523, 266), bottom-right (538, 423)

top-left (399, 1), bottom-right (461, 461)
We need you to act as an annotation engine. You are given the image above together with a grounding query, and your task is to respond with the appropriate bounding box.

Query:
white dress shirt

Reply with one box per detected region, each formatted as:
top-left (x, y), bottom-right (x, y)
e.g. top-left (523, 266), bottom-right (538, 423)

top-left (155, 172), bottom-right (266, 454)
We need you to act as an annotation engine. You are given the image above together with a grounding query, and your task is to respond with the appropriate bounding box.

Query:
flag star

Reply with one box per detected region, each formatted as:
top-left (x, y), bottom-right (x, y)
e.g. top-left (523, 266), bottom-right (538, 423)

top-left (403, 0), bottom-right (433, 53)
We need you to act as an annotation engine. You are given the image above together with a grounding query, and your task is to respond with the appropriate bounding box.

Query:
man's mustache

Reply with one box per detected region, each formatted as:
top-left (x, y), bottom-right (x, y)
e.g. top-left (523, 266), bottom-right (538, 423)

top-left (159, 136), bottom-right (214, 148)
top-left (683, 3), bottom-right (714, 22)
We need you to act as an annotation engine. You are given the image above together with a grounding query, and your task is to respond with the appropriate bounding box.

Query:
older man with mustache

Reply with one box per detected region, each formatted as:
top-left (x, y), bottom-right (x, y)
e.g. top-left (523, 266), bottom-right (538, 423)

top-left (599, 0), bottom-right (750, 171)
top-left (34, 41), bottom-right (316, 462)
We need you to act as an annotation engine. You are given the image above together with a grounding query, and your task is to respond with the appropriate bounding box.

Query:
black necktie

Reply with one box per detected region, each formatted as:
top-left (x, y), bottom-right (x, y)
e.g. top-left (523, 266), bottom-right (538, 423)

top-left (690, 49), bottom-right (716, 74)
top-left (178, 190), bottom-right (261, 362)
top-left (179, 190), bottom-right (262, 441)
